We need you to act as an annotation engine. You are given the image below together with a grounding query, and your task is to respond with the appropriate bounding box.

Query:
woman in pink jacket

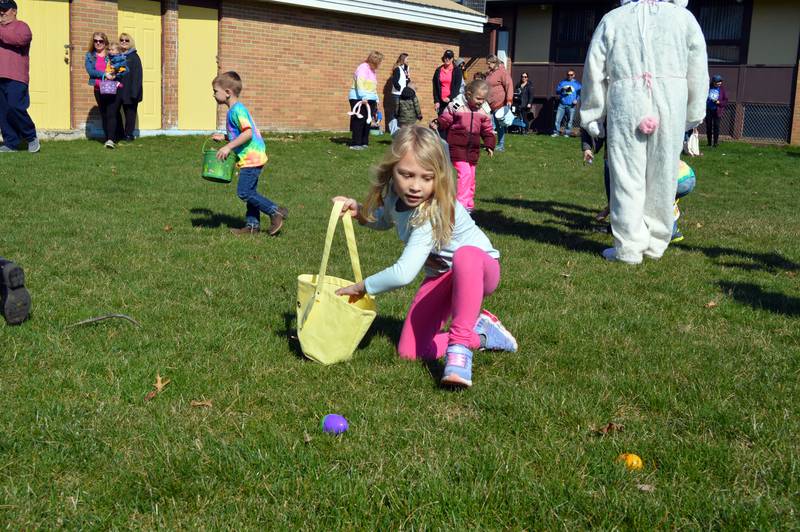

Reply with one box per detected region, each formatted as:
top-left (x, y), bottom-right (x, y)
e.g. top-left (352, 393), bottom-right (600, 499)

top-left (434, 80), bottom-right (495, 211)
top-left (485, 55), bottom-right (513, 152)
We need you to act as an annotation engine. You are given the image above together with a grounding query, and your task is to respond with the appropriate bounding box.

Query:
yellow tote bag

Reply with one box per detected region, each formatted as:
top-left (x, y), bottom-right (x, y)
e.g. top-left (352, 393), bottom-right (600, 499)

top-left (296, 201), bottom-right (377, 364)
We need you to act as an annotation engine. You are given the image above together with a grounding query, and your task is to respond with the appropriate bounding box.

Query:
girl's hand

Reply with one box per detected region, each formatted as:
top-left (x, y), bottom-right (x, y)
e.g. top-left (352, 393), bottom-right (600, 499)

top-left (361, 98), bottom-right (368, 104)
top-left (428, 118), bottom-right (439, 130)
top-left (216, 146), bottom-right (232, 160)
top-left (486, 147), bottom-right (494, 158)
top-left (583, 149), bottom-right (594, 164)
top-left (106, 73), bottom-right (116, 80)
top-left (211, 133), bottom-right (226, 142)
top-left (331, 196), bottom-right (359, 218)
top-left (335, 281), bottom-right (366, 298)
top-left (434, 102), bottom-right (440, 112)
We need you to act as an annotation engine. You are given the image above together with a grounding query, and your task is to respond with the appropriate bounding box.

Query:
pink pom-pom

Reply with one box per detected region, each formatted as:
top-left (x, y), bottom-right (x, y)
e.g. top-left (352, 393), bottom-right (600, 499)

top-left (638, 116), bottom-right (659, 135)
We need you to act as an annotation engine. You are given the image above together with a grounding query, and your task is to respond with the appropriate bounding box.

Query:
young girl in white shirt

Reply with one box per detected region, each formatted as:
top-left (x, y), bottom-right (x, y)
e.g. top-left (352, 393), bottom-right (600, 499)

top-left (332, 126), bottom-right (517, 388)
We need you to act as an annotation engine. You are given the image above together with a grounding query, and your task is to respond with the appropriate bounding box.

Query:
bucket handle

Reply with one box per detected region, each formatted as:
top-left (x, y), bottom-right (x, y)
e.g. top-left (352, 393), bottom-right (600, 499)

top-left (201, 136), bottom-right (222, 154)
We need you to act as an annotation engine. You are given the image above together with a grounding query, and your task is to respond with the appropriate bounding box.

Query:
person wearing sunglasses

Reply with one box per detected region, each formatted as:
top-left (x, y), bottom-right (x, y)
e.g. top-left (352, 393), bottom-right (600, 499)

top-left (116, 33), bottom-right (142, 142)
top-left (513, 72), bottom-right (534, 133)
top-left (84, 31), bottom-right (122, 148)
top-left (0, 0), bottom-right (39, 153)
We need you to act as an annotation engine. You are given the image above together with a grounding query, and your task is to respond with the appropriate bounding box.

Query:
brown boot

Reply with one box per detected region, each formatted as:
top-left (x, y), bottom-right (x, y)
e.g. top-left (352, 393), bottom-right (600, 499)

top-left (230, 225), bottom-right (260, 235)
top-left (268, 207), bottom-right (288, 236)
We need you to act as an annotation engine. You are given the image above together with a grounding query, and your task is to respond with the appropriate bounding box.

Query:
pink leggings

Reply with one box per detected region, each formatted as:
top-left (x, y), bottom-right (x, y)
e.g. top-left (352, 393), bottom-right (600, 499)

top-left (397, 246), bottom-right (500, 360)
top-left (453, 161), bottom-right (477, 211)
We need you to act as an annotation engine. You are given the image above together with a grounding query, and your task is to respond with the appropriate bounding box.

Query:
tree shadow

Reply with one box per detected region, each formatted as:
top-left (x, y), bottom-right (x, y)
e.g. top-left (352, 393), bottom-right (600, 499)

top-left (487, 197), bottom-right (597, 230)
top-left (718, 281), bottom-right (800, 317)
top-left (675, 243), bottom-right (800, 273)
top-left (471, 208), bottom-right (607, 255)
top-left (189, 208), bottom-right (242, 229)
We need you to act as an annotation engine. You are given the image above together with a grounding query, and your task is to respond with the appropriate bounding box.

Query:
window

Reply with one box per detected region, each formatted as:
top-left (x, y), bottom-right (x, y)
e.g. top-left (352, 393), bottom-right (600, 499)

top-left (690, 0), bottom-right (752, 64)
top-left (550, 3), bottom-right (614, 63)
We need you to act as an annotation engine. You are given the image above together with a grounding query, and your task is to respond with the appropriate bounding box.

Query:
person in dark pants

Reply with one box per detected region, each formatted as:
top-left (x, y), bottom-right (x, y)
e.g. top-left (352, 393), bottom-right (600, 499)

top-left (116, 32), bottom-right (142, 141)
top-left (85, 31), bottom-right (122, 148)
top-left (705, 74), bottom-right (727, 148)
top-left (0, 0), bottom-right (39, 153)
top-left (432, 49), bottom-right (462, 117)
top-left (348, 51), bottom-right (383, 150)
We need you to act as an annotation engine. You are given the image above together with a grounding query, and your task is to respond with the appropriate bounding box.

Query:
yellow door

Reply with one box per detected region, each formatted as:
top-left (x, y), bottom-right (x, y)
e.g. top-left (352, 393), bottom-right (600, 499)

top-left (118, 0), bottom-right (161, 130)
top-left (25, 0), bottom-right (70, 129)
top-left (178, 5), bottom-right (218, 130)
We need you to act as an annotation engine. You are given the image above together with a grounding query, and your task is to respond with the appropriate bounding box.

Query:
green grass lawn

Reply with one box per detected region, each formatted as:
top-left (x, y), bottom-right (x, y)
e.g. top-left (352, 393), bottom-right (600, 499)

top-left (1, 133), bottom-right (798, 528)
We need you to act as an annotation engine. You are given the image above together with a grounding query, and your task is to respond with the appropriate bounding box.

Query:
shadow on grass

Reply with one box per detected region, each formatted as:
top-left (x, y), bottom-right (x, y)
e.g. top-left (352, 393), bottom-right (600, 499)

top-left (329, 136), bottom-right (351, 145)
top-left (471, 208), bottom-right (606, 255)
top-left (675, 243), bottom-right (800, 273)
top-left (718, 281), bottom-right (800, 317)
top-left (190, 208), bottom-right (242, 229)
top-left (280, 311), bottom-right (403, 361)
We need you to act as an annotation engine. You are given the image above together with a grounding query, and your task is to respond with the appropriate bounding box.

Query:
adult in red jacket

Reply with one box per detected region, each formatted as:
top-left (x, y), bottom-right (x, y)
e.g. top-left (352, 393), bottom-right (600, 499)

top-left (436, 80), bottom-right (496, 211)
top-left (485, 55), bottom-right (513, 152)
top-left (0, 0), bottom-right (38, 153)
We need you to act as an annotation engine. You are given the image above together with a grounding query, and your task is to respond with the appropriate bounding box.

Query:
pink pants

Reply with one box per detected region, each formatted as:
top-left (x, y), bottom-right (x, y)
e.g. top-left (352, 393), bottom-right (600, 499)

top-left (453, 160), bottom-right (477, 211)
top-left (397, 246), bottom-right (500, 360)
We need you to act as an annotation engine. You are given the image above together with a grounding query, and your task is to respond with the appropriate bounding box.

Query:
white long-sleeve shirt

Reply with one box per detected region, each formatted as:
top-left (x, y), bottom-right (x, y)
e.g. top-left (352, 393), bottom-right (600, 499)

top-left (363, 190), bottom-right (499, 295)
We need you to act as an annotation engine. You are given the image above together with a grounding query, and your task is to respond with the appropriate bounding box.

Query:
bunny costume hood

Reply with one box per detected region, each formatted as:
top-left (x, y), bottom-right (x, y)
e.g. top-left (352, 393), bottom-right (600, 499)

top-left (580, 0), bottom-right (708, 263)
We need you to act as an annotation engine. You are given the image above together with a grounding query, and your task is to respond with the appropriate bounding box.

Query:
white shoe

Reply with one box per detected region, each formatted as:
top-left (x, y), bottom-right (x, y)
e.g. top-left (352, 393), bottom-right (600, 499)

top-left (27, 138), bottom-right (40, 153)
top-left (602, 247), bottom-right (642, 264)
top-left (104, 140), bottom-right (116, 149)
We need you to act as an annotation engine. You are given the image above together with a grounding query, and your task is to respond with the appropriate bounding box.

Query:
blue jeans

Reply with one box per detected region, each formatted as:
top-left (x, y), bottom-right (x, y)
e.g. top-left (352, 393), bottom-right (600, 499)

top-left (0, 79), bottom-right (37, 149)
top-left (237, 166), bottom-right (277, 227)
top-left (553, 103), bottom-right (576, 135)
top-left (493, 115), bottom-right (507, 150)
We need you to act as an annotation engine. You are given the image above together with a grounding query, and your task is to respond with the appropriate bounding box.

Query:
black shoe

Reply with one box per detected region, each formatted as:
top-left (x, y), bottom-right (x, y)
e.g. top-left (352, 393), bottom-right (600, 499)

top-left (0, 259), bottom-right (31, 325)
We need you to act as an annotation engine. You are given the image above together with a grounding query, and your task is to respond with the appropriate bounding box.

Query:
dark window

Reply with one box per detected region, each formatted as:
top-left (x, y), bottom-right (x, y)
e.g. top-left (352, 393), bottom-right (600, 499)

top-left (690, 0), bottom-right (752, 64)
top-left (550, 3), bottom-right (614, 63)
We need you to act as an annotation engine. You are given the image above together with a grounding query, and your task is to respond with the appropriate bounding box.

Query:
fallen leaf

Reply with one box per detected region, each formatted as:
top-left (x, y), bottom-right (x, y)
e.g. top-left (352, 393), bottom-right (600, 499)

top-left (637, 484), bottom-right (656, 493)
top-left (154, 374), bottom-right (171, 392)
top-left (163, 225), bottom-right (173, 232)
top-left (203, 287), bottom-right (213, 297)
top-left (705, 300), bottom-right (718, 309)
top-left (560, 273), bottom-right (571, 278)
top-left (145, 373), bottom-right (171, 401)
top-left (593, 422), bottom-right (624, 435)
top-left (303, 431), bottom-right (313, 444)
top-left (191, 399), bottom-right (213, 408)
top-left (696, 223), bottom-right (703, 228)
top-left (786, 271), bottom-right (797, 278)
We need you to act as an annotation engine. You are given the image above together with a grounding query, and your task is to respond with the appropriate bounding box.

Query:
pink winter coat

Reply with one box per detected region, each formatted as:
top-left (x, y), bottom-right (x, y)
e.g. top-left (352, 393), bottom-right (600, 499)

top-left (437, 104), bottom-right (496, 164)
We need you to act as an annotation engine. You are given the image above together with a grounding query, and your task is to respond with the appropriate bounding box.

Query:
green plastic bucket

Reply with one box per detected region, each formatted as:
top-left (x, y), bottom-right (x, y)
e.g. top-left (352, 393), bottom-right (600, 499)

top-left (201, 138), bottom-right (237, 183)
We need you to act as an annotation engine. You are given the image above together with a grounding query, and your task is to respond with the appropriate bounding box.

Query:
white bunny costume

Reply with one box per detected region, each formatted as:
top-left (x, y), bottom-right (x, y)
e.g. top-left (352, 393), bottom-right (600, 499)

top-left (580, 0), bottom-right (708, 263)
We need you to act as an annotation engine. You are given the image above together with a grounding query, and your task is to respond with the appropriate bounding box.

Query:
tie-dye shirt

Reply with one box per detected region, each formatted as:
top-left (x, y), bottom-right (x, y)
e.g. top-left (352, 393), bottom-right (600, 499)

top-left (348, 62), bottom-right (379, 101)
top-left (226, 102), bottom-right (268, 168)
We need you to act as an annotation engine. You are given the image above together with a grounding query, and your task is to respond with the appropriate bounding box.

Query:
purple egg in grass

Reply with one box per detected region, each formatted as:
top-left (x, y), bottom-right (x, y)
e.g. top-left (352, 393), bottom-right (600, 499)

top-left (321, 414), bottom-right (349, 435)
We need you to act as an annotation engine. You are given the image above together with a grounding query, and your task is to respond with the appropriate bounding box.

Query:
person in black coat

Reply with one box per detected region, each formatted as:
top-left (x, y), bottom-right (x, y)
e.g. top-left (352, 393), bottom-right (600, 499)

top-left (432, 49), bottom-right (463, 117)
top-left (514, 72), bottom-right (534, 128)
top-left (117, 33), bottom-right (143, 141)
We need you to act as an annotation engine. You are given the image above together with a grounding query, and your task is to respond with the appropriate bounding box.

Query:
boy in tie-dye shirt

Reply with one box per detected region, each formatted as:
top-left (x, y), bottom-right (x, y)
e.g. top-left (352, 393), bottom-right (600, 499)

top-left (212, 71), bottom-right (288, 235)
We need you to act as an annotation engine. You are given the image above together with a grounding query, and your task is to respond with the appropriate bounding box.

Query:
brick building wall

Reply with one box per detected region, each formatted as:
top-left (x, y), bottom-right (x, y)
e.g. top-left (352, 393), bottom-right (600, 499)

top-left (69, 0), bottom-right (118, 131)
top-left (218, 1), bottom-right (461, 131)
top-left (162, 0), bottom-right (179, 129)
top-left (792, 59), bottom-right (800, 146)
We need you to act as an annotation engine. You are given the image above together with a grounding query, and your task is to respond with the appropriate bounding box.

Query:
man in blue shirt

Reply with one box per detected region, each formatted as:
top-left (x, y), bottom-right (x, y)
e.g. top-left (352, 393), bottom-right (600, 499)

top-left (551, 70), bottom-right (582, 137)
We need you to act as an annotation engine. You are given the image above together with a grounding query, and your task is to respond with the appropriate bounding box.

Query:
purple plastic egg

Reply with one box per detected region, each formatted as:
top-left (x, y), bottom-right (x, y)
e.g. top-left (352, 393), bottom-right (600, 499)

top-left (321, 414), bottom-right (349, 435)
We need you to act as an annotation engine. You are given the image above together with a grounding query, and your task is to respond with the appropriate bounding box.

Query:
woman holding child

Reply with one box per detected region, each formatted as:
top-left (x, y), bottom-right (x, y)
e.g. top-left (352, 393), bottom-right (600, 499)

top-left (348, 51), bottom-right (383, 150)
top-left (116, 32), bottom-right (142, 142)
top-left (84, 31), bottom-right (122, 149)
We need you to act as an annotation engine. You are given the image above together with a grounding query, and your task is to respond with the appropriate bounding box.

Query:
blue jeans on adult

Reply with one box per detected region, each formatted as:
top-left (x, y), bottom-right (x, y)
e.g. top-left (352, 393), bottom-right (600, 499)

top-left (553, 103), bottom-right (576, 135)
top-left (493, 114), bottom-right (507, 151)
top-left (0, 79), bottom-right (37, 150)
top-left (237, 166), bottom-right (277, 228)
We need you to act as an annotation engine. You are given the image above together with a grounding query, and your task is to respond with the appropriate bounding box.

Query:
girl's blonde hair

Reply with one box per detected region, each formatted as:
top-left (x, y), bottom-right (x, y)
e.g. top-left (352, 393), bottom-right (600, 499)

top-left (366, 51), bottom-right (384, 70)
top-left (108, 42), bottom-right (122, 54)
top-left (465, 79), bottom-right (488, 98)
top-left (119, 32), bottom-right (135, 48)
top-left (88, 32), bottom-right (108, 53)
top-left (364, 126), bottom-right (455, 249)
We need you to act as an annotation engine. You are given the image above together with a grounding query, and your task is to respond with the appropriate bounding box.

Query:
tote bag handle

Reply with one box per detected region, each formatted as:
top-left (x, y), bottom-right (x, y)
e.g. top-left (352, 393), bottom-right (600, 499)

top-left (314, 201), bottom-right (364, 300)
